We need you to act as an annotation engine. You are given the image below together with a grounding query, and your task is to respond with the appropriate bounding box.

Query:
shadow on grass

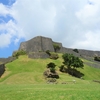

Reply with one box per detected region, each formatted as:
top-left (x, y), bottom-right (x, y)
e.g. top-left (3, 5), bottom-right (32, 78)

top-left (67, 69), bottom-right (84, 78)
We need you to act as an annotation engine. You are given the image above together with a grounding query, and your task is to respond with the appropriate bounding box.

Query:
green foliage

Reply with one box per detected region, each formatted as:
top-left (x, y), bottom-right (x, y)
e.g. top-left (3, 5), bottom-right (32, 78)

top-left (94, 56), bottom-right (100, 62)
top-left (62, 53), bottom-right (84, 77)
top-left (50, 53), bottom-right (59, 60)
top-left (62, 53), bottom-right (84, 69)
top-left (59, 65), bottom-right (66, 72)
top-left (46, 50), bottom-right (59, 60)
top-left (45, 50), bottom-right (51, 56)
top-left (53, 43), bottom-right (60, 52)
top-left (12, 50), bottom-right (27, 58)
top-left (47, 62), bottom-right (56, 73)
top-left (73, 49), bottom-right (79, 53)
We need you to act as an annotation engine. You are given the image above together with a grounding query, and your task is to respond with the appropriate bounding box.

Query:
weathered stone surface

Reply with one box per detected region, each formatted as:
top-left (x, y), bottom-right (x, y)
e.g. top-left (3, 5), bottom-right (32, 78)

top-left (0, 64), bottom-right (5, 77)
top-left (28, 52), bottom-right (49, 59)
top-left (0, 57), bottom-right (16, 64)
top-left (43, 69), bottom-right (59, 79)
top-left (78, 49), bottom-right (100, 57)
top-left (19, 36), bottom-right (55, 53)
top-left (19, 36), bottom-right (100, 59)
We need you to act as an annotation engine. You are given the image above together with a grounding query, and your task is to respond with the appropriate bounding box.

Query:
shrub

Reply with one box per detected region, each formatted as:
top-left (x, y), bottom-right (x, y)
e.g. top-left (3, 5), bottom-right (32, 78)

top-left (12, 50), bottom-right (27, 58)
top-left (94, 56), bottom-right (100, 62)
top-left (44, 62), bottom-right (59, 79)
top-left (59, 65), bottom-right (66, 72)
top-left (45, 50), bottom-right (51, 56)
top-left (49, 53), bottom-right (59, 60)
top-left (53, 43), bottom-right (60, 52)
top-left (73, 49), bottom-right (79, 53)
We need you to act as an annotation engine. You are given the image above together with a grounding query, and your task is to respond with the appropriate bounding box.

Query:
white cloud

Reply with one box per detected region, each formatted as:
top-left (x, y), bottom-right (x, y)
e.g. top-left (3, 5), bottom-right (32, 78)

top-left (0, 20), bottom-right (22, 48)
top-left (0, 3), bottom-right (10, 16)
top-left (1, 0), bottom-right (100, 51)
top-left (70, 31), bottom-right (100, 50)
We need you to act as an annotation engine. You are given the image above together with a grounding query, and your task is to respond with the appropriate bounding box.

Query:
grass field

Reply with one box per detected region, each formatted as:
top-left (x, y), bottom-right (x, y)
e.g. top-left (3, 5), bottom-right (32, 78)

top-left (0, 54), bottom-right (100, 100)
top-left (0, 83), bottom-right (100, 100)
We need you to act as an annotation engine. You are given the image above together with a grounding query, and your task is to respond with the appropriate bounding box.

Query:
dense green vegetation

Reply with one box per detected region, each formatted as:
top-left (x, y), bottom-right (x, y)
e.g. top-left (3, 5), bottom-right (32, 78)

top-left (60, 53), bottom-right (84, 78)
top-left (0, 53), bottom-right (100, 100)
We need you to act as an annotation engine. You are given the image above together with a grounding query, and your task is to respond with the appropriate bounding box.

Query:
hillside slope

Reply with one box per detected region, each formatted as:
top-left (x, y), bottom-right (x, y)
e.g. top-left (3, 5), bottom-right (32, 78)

top-left (0, 54), bottom-right (100, 84)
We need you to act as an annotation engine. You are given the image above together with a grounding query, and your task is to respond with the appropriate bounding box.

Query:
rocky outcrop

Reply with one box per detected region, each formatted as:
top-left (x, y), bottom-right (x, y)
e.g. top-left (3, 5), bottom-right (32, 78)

top-left (43, 69), bottom-right (59, 79)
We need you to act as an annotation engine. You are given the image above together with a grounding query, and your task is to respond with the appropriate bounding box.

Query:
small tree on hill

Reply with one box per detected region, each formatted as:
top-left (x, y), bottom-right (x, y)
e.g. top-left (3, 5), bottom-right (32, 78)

top-left (53, 43), bottom-right (60, 52)
top-left (62, 53), bottom-right (84, 76)
top-left (43, 62), bottom-right (59, 79)
top-left (47, 62), bottom-right (56, 73)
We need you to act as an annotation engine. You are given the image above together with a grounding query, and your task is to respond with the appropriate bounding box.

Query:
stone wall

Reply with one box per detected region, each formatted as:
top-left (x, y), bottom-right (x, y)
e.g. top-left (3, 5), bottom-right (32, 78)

top-left (28, 52), bottom-right (49, 59)
top-left (0, 64), bottom-right (5, 77)
top-left (0, 57), bottom-right (16, 64)
top-left (19, 36), bottom-right (55, 53)
top-left (19, 36), bottom-right (100, 59)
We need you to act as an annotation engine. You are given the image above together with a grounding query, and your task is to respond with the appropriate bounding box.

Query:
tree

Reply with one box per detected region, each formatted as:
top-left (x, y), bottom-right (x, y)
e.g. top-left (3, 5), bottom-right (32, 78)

top-left (47, 62), bottom-right (56, 73)
top-left (43, 62), bottom-right (59, 79)
top-left (62, 53), bottom-right (84, 75)
top-left (73, 49), bottom-right (79, 53)
top-left (53, 43), bottom-right (60, 52)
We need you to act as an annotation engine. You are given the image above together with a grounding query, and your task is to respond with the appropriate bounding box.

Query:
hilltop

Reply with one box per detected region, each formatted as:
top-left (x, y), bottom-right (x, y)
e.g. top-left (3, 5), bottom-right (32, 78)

top-left (0, 36), bottom-right (100, 84)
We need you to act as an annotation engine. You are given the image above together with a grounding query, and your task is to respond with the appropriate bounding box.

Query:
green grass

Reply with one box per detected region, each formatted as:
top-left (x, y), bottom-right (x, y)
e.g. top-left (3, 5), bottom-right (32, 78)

top-left (0, 83), bottom-right (100, 100)
top-left (0, 54), bottom-right (100, 100)
top-left (0, 54), bottom-right (100, 84)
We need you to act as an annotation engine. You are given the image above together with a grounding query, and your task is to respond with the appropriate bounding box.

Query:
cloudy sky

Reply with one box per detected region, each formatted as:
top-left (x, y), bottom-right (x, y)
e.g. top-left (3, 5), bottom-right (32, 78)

top-left (0, 0), bottom-right (100, 57)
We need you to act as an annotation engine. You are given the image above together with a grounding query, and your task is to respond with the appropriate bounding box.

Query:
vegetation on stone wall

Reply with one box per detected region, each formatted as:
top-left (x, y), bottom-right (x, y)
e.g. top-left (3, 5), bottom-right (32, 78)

top-left (94, 56), bottom-right (100, 62)
top-left (12, 50), bottom-right (27, 58)
top-left (45, 50), bottom-right (59, 60)
top-left (73, 49), bottom-right (79, 53)
top-left (53, 43), bottom-right (60, 52)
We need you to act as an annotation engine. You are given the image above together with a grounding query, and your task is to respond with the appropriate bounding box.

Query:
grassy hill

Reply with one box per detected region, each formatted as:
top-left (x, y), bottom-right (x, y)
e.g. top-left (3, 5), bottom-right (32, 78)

top-left (0, 54), bottom-right (100, 100)
top-left (0, 53), bottom-right (100, 84)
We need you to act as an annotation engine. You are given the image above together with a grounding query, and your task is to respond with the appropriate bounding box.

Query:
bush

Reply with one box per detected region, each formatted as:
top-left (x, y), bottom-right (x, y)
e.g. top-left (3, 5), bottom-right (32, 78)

top-left (45, 50), bottom-right (51, 56)
top-left (53, 43), bottom-right (60, 52)
top-left (50, 53), bottom-right (59, 60)
top-left (94, 56), bottom-right (100, 62)
top-left (44, 62), bottom-right (59, 79)
top-left (12, 50), bottom-right (27, 58)
top-left (73, 49), bottom-right (79, 53)
top-left (59, 65), bottom-right (66, 72)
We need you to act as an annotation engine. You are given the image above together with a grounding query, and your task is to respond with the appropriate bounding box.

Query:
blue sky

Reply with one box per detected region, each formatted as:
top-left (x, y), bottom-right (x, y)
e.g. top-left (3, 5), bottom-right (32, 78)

top-left (0, 0), bottom-right (100, 58)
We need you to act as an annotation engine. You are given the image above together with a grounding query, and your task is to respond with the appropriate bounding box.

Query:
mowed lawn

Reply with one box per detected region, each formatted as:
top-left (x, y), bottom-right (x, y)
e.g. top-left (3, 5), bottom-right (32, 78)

top-left (0, 83), bottom-right (100, 100)
top-left (0, 55), bottom-right (100, 100)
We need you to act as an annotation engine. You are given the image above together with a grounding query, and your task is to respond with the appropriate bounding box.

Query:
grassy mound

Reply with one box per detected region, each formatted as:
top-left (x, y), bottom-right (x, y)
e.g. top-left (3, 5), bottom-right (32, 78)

top-left (0, 54), bottom-right (100, 84)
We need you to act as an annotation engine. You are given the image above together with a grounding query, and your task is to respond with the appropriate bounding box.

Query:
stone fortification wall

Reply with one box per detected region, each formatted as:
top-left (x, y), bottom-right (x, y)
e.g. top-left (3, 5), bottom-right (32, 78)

top-left (78, 49), bottom-right (100, 57)
top-left (19, 36), bottom-right (100, 58)
top-left (0, 57), bottom-right (16, 64)
top-left (19, 36), bottom-right (55, 53)
top-left (0, 64), bottom-right (5, 77)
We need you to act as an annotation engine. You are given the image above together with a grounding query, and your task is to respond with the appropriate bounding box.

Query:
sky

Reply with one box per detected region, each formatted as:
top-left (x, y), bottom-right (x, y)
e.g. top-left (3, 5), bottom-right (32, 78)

top-left (0, 0), bottom-right (100, 58)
